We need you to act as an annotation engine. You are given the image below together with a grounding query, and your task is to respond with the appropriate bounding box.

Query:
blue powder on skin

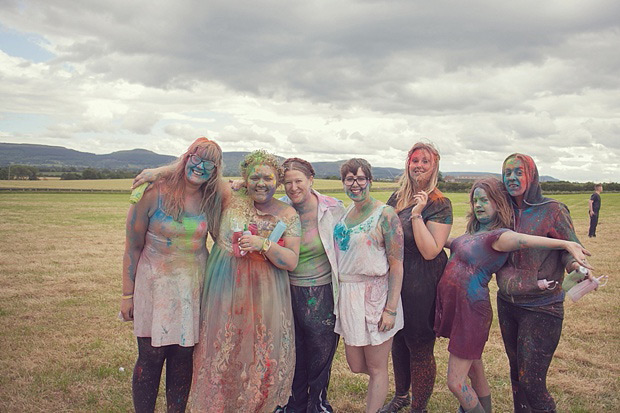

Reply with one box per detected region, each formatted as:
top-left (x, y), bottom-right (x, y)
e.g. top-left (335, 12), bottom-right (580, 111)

top-left (334, 222), bottom-right (350, 251)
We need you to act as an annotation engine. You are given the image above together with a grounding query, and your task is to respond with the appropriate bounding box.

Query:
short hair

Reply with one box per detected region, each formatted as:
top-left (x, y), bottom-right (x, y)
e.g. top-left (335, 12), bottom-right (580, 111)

top-left (595, 183), bottom-right (603, 189)
top-left (466, 178), bottom-right (514, 234)
top-left (282, 157), bottom-right (315, 178)
top-left (240, 150), bottom-right (283, 185)
top-left (340, 158), bottom-right (373, 181)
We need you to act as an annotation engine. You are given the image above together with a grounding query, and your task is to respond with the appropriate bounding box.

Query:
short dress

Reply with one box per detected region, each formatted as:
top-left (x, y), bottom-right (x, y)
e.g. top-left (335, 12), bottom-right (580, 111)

top-left (190, 192), bottom-right (301, 413)
top-left (133, 195), bottom-right (208, 347)
top-left (434, 229), bottom-right (509, 359)
top-left (333, 204), bottom-right (404, 347)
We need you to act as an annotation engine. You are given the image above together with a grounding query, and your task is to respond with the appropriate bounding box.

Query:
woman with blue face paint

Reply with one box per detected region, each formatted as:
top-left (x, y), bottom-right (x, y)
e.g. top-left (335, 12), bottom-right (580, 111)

top-left (333, 158), bottom-right (405, 413)
top-left (434, 178), bottom-right (591, 413)
top-left (497, 153), bottom-right (587, 413)
top-left (121, 137), bottom-right (224, 412)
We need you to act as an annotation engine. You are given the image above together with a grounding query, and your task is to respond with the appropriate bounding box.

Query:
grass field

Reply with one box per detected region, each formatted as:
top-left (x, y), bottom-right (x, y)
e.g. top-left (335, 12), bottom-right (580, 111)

top-left (0, 189), bottom-right (618, 412)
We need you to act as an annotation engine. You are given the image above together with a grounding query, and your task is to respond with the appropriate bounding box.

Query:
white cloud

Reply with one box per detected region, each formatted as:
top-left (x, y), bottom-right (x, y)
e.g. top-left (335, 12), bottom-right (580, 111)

top-left (0, 0), bottom-right (619, 182)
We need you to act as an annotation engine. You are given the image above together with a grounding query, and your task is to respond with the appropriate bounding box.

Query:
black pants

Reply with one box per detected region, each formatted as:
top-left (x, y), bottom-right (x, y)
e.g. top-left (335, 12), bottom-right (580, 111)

top-left (497, 298), bottom-right (563, 413)
top-left (282, 283), bottom-right (339, 413)
top-left (588, 213), bottom-right (599, 237)
top-left (132, 337), bottom-right (194, 413)
top-left (391, 333), bottom-right (436, 411)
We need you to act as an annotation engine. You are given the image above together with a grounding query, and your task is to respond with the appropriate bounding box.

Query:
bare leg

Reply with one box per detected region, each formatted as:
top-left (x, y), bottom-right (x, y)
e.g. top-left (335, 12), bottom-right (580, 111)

top-left (363, 338), bottom-right (393, 413)
top-left (468, 359), bottom-right (490, 398)
top-left (446, 353), bottom-right (478, 410)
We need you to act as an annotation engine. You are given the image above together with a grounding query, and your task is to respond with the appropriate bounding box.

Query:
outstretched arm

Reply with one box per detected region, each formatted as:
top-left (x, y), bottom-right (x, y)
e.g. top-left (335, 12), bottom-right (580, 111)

top-left (131, 161), bottom-right (179, 189)
top-left (492, 231), bottom-right (593, 270)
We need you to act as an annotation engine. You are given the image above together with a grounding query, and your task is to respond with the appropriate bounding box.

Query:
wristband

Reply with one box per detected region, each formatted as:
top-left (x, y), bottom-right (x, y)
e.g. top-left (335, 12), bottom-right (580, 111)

top-left (411, 214), bottom-right (423, 220)
top-left (122, 294), bottom-right (134, 300)
top-left (383, 308), bottom-right (397, 317)
top-left (261, 238), bottom-right (272, 254)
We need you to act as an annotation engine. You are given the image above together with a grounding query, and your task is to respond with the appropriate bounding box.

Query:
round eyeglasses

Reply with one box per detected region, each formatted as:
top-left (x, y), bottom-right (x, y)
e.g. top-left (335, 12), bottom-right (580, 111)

top-left (189, 154), bottom-right (216, 171)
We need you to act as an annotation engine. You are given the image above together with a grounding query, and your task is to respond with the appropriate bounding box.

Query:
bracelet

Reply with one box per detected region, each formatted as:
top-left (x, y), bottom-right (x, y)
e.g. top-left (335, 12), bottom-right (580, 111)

top-left (383, 308), bottom-right (397, 317)
top-left (411, 214), bottom-right (423, 220)
top-left (121, 294), bottom-right (134, 300)
top-left (261, 238), bottom-right (272, 254)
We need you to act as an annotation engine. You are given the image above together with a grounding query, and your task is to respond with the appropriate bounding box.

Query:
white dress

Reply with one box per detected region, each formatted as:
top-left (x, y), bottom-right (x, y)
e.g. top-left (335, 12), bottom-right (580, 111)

top-left (333, 204), bottom-right (404, 346)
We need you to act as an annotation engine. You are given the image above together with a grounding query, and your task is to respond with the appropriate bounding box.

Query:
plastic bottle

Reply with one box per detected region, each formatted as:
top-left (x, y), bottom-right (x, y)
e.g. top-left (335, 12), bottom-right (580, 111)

top-left (268, 220), bottom-right (287, 242)
top-left (562, 265), bottom-right (588, 291)
top-left (232, 219), bottom-right (243, 258)
top-left (240, 224), bottom-right (252, 256)
top-left (566, 275), bottom-right (608, 302)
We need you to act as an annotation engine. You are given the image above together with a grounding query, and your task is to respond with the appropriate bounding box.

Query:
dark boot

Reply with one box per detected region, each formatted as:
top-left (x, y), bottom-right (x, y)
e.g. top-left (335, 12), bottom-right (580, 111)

top-left (478, 395), bottom-right (492, 413)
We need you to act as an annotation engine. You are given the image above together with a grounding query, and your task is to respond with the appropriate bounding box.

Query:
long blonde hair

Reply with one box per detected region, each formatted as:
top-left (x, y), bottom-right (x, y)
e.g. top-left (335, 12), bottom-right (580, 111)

top-left (159, 137), bottom-right (224, 237)
top-left (393, 142), bottom-right (441, 212)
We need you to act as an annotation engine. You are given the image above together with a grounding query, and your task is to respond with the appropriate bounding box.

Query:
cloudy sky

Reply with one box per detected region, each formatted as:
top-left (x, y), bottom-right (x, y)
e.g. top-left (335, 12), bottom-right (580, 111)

top-left (1, 0), bottom-right (619, 182)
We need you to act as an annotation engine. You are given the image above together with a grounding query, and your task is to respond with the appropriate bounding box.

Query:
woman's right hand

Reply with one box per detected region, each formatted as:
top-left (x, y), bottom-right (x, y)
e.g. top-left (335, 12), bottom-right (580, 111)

top-left (565, 241), bottom-right (593, 271)
top-left (120, 298), bottom-right (134, 321)
top-left (132, 169), bottom-right (160, 189)
top-left (411, 191), bottom-right (428, 216)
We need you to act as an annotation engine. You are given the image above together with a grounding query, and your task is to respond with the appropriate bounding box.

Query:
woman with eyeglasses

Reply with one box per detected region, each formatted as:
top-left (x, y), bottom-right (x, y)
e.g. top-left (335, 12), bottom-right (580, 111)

top-left (333, 158), bottom-right (404, 413)
top-left (120, 138), bottom-right (224, 412)
top-left (380, 142), bottom-right (453, 413)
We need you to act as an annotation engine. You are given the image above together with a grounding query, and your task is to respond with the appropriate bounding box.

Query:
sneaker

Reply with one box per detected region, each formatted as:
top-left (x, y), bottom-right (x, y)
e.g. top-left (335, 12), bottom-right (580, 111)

top-left (378, 395), bottom-right (411, 413)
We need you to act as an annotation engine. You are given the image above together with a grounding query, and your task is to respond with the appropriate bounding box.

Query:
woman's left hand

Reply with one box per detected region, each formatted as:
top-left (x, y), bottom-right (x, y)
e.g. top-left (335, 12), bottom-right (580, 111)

top-left (411, 191), bottom-right (428, 215)
top-left (239, 235), bottom-right (265, 252)
top-left (378, 311), bottom-right (396, 332)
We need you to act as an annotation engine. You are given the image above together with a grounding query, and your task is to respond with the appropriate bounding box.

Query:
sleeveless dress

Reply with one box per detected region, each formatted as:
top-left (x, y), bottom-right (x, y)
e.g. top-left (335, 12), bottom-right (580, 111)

top-left (133, 194), bottom-right (208, 347)
top-left (434, 229), bottom-right (509, 359)
top-left (190, 192), bottom-right (301, 413)
top-left (333, 203), bottom-right (404, 346)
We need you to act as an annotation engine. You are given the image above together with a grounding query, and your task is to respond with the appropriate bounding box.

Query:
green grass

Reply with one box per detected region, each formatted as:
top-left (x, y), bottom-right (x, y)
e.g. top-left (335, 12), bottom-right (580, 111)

top-left (0, 191), bottom-right (618, 412)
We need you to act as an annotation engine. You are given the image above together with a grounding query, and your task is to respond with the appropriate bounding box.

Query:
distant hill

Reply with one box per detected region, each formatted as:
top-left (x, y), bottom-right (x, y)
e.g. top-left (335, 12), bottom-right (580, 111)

top-left (0, 143), bottom-right (404, 179)
top-left (0, 143), bottom-right (559, 181)
top-left (444, 171), bottom-right (560, 183)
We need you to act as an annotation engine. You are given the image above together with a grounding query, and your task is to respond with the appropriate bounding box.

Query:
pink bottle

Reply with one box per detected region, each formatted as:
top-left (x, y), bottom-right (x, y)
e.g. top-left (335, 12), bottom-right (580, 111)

top-left (566, 275), bottom-right (608, 302)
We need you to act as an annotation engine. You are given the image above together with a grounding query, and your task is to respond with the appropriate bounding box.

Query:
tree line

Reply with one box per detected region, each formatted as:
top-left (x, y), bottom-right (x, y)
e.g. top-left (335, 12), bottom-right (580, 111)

top-left (0, 165), bottom-right (138, 180)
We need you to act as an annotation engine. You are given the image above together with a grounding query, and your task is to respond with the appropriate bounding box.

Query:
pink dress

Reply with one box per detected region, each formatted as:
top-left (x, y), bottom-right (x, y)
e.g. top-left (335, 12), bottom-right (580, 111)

top-left (333, 204), bottom-right (404, 346)
top-left (133, 195), bottom-right (208, 347)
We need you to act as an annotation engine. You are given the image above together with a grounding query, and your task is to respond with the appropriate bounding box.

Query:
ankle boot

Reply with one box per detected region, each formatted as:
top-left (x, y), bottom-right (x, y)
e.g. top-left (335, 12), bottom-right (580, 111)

top-left (478, 395), bottom-right (492, 413)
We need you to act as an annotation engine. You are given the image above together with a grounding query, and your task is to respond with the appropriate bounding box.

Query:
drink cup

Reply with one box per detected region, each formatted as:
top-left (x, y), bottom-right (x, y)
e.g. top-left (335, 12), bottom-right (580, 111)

top-left (232, 230), bottom-right (243, 257)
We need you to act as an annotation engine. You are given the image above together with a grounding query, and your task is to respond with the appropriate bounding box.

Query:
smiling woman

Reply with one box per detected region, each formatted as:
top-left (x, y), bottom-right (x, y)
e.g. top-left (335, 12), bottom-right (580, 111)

top-left (190, 150), bottom-right (302, 412)
top-left (120, 137), bottom-right (224, 412)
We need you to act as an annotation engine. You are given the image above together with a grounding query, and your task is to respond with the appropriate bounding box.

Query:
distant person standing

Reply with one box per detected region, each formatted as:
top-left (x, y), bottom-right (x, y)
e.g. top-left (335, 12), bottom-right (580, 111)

top-left (588, 184), bottom-right (603, 237)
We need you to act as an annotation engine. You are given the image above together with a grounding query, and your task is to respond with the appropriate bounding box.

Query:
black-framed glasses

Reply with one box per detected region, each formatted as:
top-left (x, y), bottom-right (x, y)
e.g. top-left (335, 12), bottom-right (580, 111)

top-left (189, 154), bottom-right (216, 171)
top-left (343, 176), bottom-right (369, 187)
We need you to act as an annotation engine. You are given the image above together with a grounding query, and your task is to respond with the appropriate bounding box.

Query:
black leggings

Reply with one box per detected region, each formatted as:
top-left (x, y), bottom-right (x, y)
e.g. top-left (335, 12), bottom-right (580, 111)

top-left (133, 337), bottom-right (194, 413)
top-left (391, 332), bottom-right (436, 410)
top-left (285, 283), bottom-right (339, 413)
top-left (497, 299), bottom-right (563, 413)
